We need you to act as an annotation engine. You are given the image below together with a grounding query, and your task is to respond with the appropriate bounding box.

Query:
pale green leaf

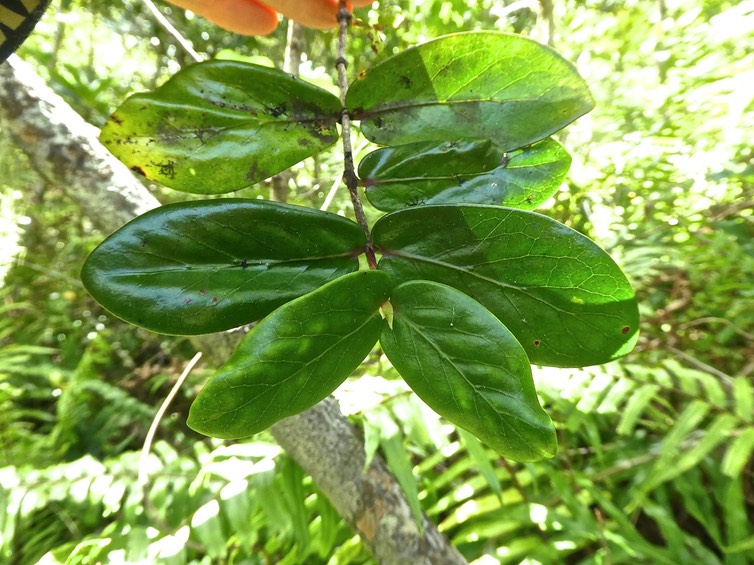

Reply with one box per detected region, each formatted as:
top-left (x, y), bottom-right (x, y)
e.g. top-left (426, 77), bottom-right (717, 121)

top-left (617, 384), bottom-right (660, 436)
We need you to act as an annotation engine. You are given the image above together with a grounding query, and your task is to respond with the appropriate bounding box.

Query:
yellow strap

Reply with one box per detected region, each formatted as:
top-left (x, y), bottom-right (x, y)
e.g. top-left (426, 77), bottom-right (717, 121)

top-left (0, 5), bottom-right (25, 30)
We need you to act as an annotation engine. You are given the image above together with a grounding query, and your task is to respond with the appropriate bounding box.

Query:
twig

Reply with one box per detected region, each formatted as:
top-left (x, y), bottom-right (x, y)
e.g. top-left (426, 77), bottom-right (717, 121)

top-left (336, 1), bottom-right (377, 269)
top-left (666, 345), bottom-right (734, 386)
top-left (141, 0), bottom-right (204, 63)
top-left (678, 316), bottom-right (754, 342)
top-left (138, 352), bottom-right (203, 489)
top-left (321, 139), bottom-right (370, 212)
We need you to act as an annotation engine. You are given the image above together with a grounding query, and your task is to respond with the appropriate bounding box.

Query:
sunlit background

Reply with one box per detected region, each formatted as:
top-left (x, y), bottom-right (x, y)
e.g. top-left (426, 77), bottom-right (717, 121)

top-left (1, 0), bottom-right (752, 563)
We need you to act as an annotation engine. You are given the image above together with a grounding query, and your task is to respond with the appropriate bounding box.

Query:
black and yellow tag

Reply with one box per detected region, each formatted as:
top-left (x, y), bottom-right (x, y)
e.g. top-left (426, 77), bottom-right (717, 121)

top-left (0, 0), bottom-right (51, 63)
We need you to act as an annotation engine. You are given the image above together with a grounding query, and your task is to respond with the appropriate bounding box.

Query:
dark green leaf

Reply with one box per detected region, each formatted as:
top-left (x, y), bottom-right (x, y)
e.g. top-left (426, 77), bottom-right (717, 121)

top-left (381, 280), bottom-right (556, 461)
top-left (82, 199), bottom-right (365, 335)
top-left (100, 61), bottom-right (341, 194)
top-left (187, 270), bottom-right (392, 438)
top-left (346, 32), bottom-right (594, 149)
top-left (373, 205), bottom-right (639, 367)
top-left (360, 138), bottom-right (570, 211)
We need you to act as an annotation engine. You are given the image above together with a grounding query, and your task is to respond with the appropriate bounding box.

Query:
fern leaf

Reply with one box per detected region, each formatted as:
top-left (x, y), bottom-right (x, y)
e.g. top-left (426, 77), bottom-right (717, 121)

top-left (722, 428), bottom-right (754, 478)
top-left (733, 377), bottom-right (754, 421)
top-left (617, 383), bottom-right (661, 436)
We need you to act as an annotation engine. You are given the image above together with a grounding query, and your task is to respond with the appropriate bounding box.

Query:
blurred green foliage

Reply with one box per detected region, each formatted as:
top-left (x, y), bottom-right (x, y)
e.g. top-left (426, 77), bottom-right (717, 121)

top-left (1, 0), bottom-right (753, 563)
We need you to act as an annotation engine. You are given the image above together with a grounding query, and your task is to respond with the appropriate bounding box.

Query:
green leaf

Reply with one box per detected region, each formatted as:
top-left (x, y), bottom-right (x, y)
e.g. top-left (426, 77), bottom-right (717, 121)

top-left (346, 31), bottom-right (594, 149)
top-left (616, 384), bottom-right (660, 436)
top-left (380, 280), bottom-right (556, 461)
top-left (361, 407), bottom-right (390, 474)
top-left (722, 428), bottom-right (754, 478)
top-left (100, 61), bottom-right (341, 194)
top-left (373, 205), bottom-right (639, 367)
top-left (361, 138), bottom-right (571, 212)
top-left (457, 429), bottom-right (504, 503)
top-left (82, 199), bottom-right (365, 335)
top-left (734, 377), bottom-right (754, 420)
top-left (380, 431), bottom-right (424, 531)
top-left (187, 270), bottom-right (392, 439)
top-left (627, 400), bottom-right (716, 511)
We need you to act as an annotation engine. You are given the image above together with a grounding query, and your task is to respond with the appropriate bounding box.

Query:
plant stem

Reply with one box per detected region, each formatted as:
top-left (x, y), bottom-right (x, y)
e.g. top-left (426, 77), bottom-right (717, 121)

top-left (336, 1), bottom-right (377, 269)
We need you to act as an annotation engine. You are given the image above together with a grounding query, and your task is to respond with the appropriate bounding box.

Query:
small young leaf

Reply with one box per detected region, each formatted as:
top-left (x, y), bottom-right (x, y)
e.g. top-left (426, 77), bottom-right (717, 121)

top-left (346, 31), bottom-right (594, 149)
top-left (360, 138), bottom-right (571, 212)
top-left (373, 204), bottom-right (639, 367)
top-left (82, 199), bottom-right (365, 335)
top-left (100, 61), bottom-right (341, 194)
top-left (381, 280), bottom-right (556, 462)
top-left (187, 270), bottom-right (392, 439)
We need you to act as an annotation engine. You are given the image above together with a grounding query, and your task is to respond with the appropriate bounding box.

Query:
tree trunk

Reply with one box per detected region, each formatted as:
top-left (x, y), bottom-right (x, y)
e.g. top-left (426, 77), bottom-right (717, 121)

top-left (0, 54), bottom-right (467, 565)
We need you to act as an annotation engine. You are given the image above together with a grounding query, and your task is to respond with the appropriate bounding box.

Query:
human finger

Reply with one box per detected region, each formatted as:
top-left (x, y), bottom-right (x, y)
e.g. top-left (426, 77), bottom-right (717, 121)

top-left (167, 0), bottom-right (279, 35)
top-left (264, 0), bottom-right (374, 30)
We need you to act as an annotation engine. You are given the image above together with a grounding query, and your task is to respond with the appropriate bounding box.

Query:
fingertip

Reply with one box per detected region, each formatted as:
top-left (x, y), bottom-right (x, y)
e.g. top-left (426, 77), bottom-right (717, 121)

top-left (215, 0), bottom-right (280, 35)
top-left (266, 0), bottom-right (368, 30)
top-left (170, 0), bottom-right (280, 35)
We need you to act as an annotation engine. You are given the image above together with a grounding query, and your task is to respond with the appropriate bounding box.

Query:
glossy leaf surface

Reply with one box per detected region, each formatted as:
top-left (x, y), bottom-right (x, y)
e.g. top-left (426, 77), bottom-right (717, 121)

top-left (100, 61), bottom-right (341, 194)
top-left (360, 138), bottom-right (570, 211)
top-left (373, 205), bottom-right (639, 367)
top-left (82, 199), bottom-right (365, 335)
top-left (381, 281), bottom-right (556, 461)
top-left (187, 270), bottom-right (392, 439)
top-left (346, 32), bottom-right (594, 149)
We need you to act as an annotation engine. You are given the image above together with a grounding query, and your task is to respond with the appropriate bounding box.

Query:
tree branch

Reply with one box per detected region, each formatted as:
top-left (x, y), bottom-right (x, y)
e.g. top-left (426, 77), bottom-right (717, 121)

top-left (336, 2), bottom-right (377, 269)
top-left (0, 54), bottom-right (466, 564)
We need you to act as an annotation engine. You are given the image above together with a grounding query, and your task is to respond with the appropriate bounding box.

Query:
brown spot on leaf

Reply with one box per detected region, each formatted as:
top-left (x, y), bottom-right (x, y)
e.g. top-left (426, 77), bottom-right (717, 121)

top-left (109, 114), bottom-right (123, 125)
top-left (130, 165), bottom-right (146, 176)
top-left (621, 326), bottom-right (631, 335)
top-left (532, 339), bottom-right (541, 347)
top-left (246, 164), bottom-right (260, 181)
top-left (199, 289), bottom-right (208, 295)
top-left (211, 296), bottom-right (219, 305)
top-left (307, 120), bottom-right (337, 143)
